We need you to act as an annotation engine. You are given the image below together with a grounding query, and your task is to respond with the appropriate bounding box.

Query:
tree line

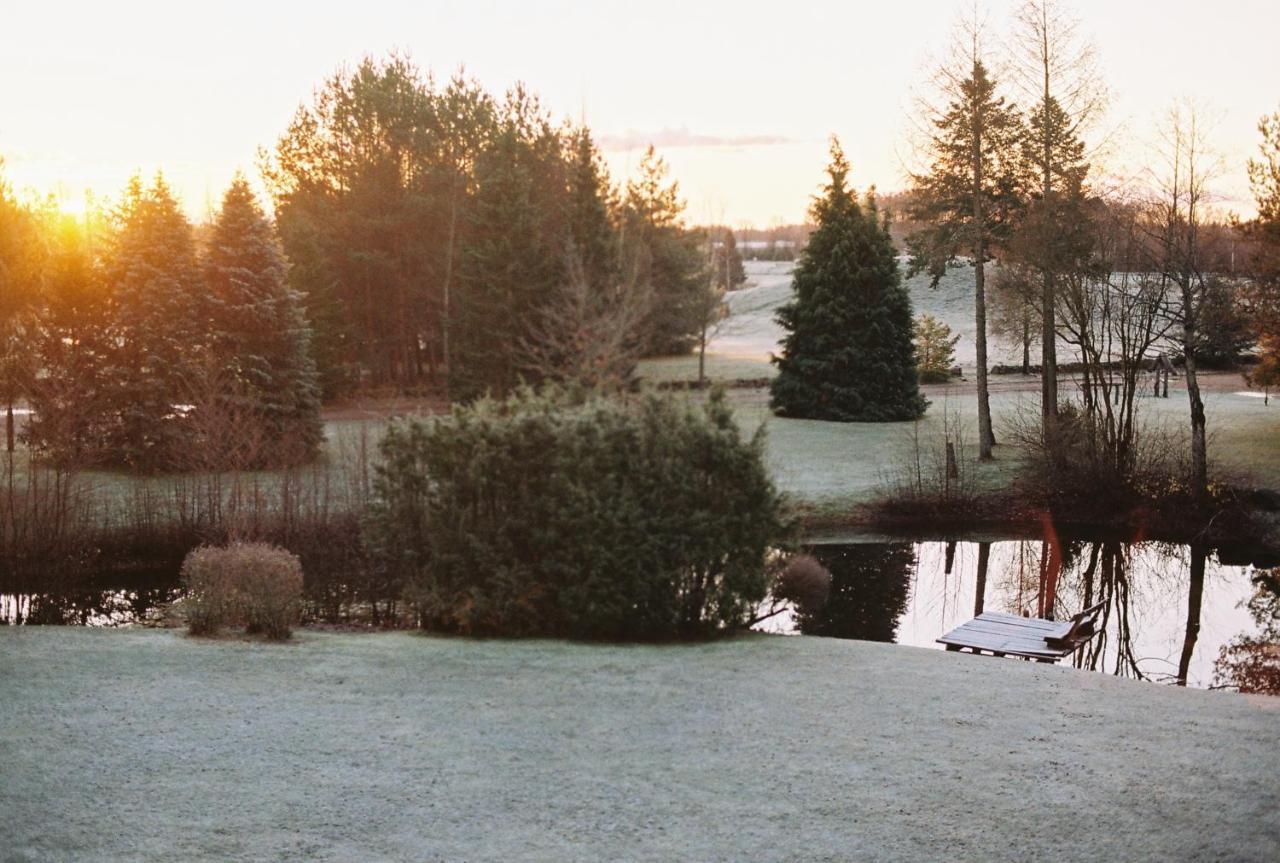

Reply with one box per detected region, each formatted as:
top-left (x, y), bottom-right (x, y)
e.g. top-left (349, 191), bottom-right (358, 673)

top-left (260, 56), bottom-right (720, 400)
top-left (0, 56), bottom-right (738, 470)
top-left (0, 172), bottom-right (321, 471)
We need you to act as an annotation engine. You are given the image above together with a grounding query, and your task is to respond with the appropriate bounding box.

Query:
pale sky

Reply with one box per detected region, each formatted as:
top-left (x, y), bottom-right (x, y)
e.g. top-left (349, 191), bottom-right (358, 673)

top-left (2, 0), bottom-right (1277, 226)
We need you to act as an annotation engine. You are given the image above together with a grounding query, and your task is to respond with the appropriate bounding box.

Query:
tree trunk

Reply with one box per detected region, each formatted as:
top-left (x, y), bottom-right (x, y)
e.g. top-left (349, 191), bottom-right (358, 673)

top-left (1183, 286), bottom-right (1208, 498)
top-left (441, 174), bottom-right (461, 395)
top-left (5, 400), bottom-right (13, 454)
top-left (1176, 545), bottom-right (1207, 686)
top-left (973, 153), bottom-right (993, 459)
top-left (1022, 312), bottom-right (1031, 375)
top-left (697, 324), bottom-right (707, 387)
top-left (1040, 55), bottom-right (1058, 428)
top-left (974, 542), bottom-right (990, 616)
top-left (1041, 273), bottom-right (1057, 425)
top-left (974, 262), bottom-right (992, 458)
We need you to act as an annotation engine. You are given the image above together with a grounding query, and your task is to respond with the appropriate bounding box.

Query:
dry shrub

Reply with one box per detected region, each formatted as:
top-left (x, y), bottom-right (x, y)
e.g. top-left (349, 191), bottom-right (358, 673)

top-left (774, 554), bottom-right (831, 614)
top-left (1003, 401), bottom-right (1227, 519)
top-left (181, 542), bottom-right (304, 639)
top-left (876, 408), bottom-right (977, 518)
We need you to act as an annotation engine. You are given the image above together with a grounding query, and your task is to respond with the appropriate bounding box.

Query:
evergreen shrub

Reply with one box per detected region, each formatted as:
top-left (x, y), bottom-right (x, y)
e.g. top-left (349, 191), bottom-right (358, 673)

top-left (366, 387), bottom-right (788, 639)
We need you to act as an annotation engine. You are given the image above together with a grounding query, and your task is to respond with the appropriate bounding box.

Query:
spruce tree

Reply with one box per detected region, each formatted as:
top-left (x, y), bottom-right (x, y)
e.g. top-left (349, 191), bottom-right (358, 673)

top-left (0, 162), bottom-right (42, 454)
top-left (25, 206), bottom-right (116, 465)
top-left (203, 176), bottom-right (323, 464)
top-left (770, 141), bottom-right (925, 422)
top-left (453, 98), bottom-right (566, 400)
top-left (564, 127), bottom-right (618, 292)
top-left (103, 175), bottom-right (205, 469)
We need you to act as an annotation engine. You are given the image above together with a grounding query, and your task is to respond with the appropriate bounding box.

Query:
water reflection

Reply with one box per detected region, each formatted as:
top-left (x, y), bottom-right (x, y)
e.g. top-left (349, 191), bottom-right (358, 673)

top-left (1, 579), bottom-right (180, 626)
top-left (795, 543), bottom-right (914, 640)
top-left (779, 539), bottom-right (1266, 690)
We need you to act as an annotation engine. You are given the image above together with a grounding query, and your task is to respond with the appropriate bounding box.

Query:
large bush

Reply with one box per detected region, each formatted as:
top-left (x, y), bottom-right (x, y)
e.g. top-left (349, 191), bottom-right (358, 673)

top-left (365, 387), bottom-right (788, 639)
top-left (180, 542), bottom-right (304, 639)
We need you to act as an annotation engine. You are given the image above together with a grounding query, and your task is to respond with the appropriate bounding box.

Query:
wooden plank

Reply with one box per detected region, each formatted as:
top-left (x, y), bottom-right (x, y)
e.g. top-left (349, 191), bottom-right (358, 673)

top-left (937, 634), bottom-right (1065, 658)
top-left (944, 620), bottom-right (1063, 644)
top-left (953, 621), bottom-right (1072, 643)
top-left (937, 629), bottom-right (1068, 656)
top-left (976, 613), bottom-right (1067, 634)
top-left (937, 641), bottom-right (1063, 661)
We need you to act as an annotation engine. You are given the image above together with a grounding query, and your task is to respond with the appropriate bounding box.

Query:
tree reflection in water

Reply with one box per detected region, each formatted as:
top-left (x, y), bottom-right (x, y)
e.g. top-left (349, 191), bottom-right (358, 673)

top-left (796, 537), bottom-right (1262, 688)
top-left (794, 543), bottom-right (915, 641)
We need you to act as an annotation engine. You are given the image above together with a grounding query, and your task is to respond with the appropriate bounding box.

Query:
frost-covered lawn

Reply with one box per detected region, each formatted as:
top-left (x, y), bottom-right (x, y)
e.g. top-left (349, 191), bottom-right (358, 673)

top-left (2, 628), bottom-right (1277, 862)
top-left (639, 260), bottom-right (1280, 501)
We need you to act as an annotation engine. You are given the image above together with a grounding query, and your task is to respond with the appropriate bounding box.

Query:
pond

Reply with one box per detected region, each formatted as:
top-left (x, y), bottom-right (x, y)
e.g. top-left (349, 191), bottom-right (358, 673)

top-left (3, 536), bottom-right (1275, 690)
top-left (758, 538), bottom-right (1276, 690)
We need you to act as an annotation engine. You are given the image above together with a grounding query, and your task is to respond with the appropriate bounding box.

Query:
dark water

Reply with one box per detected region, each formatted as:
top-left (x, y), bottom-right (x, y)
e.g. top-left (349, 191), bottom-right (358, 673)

top-left (1, 572), bottom-right (181, 627)
top-left (758, 539), bottom-right (1275, 689)
top-left (4, 536), bottom-right (1274, 690)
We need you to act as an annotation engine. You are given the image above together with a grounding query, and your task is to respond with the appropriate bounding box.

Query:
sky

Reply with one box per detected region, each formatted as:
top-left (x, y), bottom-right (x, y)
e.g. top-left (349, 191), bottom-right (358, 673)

top-left (2, 0), bottom-right (1277, 227)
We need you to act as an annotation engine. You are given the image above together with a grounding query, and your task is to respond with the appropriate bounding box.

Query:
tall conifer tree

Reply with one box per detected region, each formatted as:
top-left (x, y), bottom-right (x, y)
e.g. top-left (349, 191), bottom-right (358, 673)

top-left (453, 93), bottom-right (566, 399)
top-left (623, 147), bottom-right (711, 356)
top-left (564, 127), bottom-right (618, 291)
top-left (24, 205), bottom-right (115, 465)
top-left (104, 175), bottom-right (205, 469)
top-left (203, 176), bottom-right (323, 464)
top-left (907, 58), bottom-right (1024, 459)
top-left (771, 141), bottom-right (926, 422)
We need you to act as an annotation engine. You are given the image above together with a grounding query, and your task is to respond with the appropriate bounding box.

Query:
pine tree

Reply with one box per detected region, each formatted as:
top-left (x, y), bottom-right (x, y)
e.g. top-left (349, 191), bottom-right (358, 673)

top-left (202, 176), bottom-right (323, 465)
top-left (914, 314), bottom-right (961, 383)
top-left (0, 161), bottom-right (42, 454)
top-left (453, 96), bottom-right (566, 400)
top-left (907, 59), bottom-right (1024, 458)
top-left (1244, 109), bottom-right (1280, 397)
top-left (24, 205), bottom-right (116, 465)
top-left (770, 141), bottom-right (926, 422)
top-left (103, 175), bottom-right (206, 469)
top-left (622, 147), bottom-right (712, 356)
top-left (564, 127), bottom-right (618, 292)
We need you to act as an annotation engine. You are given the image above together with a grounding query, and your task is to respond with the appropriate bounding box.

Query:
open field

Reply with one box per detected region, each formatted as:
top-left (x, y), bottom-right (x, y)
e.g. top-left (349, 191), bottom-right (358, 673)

top-left (640, 261), bottom-right (1280, 502)
top-left (2, 627), bottom-right (1276, 862)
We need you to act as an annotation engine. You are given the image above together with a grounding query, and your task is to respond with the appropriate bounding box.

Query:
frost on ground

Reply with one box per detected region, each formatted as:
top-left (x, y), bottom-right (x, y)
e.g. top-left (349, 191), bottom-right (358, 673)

top-left (639, 260), bottom-right (1280, 500)
top-left (2, 628), bottom-right (1277, 862)
top-left (706, 259), bottom-right (1045, 371)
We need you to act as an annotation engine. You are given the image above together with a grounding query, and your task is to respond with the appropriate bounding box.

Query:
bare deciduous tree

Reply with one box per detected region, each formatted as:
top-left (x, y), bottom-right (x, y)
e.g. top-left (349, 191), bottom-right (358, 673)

top-left (1143, 100), bottom-right (1227, 500)
top-left (517, 252), bottom-right (651, 391)
top-left (1055, 196), bottom-right (1177, 477)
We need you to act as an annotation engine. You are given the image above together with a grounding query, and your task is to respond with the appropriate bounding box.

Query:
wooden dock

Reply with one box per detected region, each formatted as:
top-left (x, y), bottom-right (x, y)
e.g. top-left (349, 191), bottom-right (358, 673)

top-left (937, 602), bottom-right (1104, 663)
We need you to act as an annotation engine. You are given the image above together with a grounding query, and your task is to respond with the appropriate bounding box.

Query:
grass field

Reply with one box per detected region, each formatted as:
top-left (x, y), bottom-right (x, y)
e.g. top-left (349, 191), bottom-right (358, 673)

top-left (639, 261), bottom-right (1280, 501)
top-left (10, 259), bottom-right (1278, 517)
top-left (2, 627), bottom-right (1276, 862)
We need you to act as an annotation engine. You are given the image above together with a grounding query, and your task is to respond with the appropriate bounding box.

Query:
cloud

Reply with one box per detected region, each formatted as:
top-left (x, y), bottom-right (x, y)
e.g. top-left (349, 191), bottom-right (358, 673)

top-left (597, 126), bottom-right (794, 152)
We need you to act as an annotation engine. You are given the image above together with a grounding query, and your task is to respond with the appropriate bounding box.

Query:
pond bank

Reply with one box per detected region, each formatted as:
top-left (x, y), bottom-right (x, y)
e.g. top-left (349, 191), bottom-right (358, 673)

top-left (2, 628), bottom-right (1276, 862)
